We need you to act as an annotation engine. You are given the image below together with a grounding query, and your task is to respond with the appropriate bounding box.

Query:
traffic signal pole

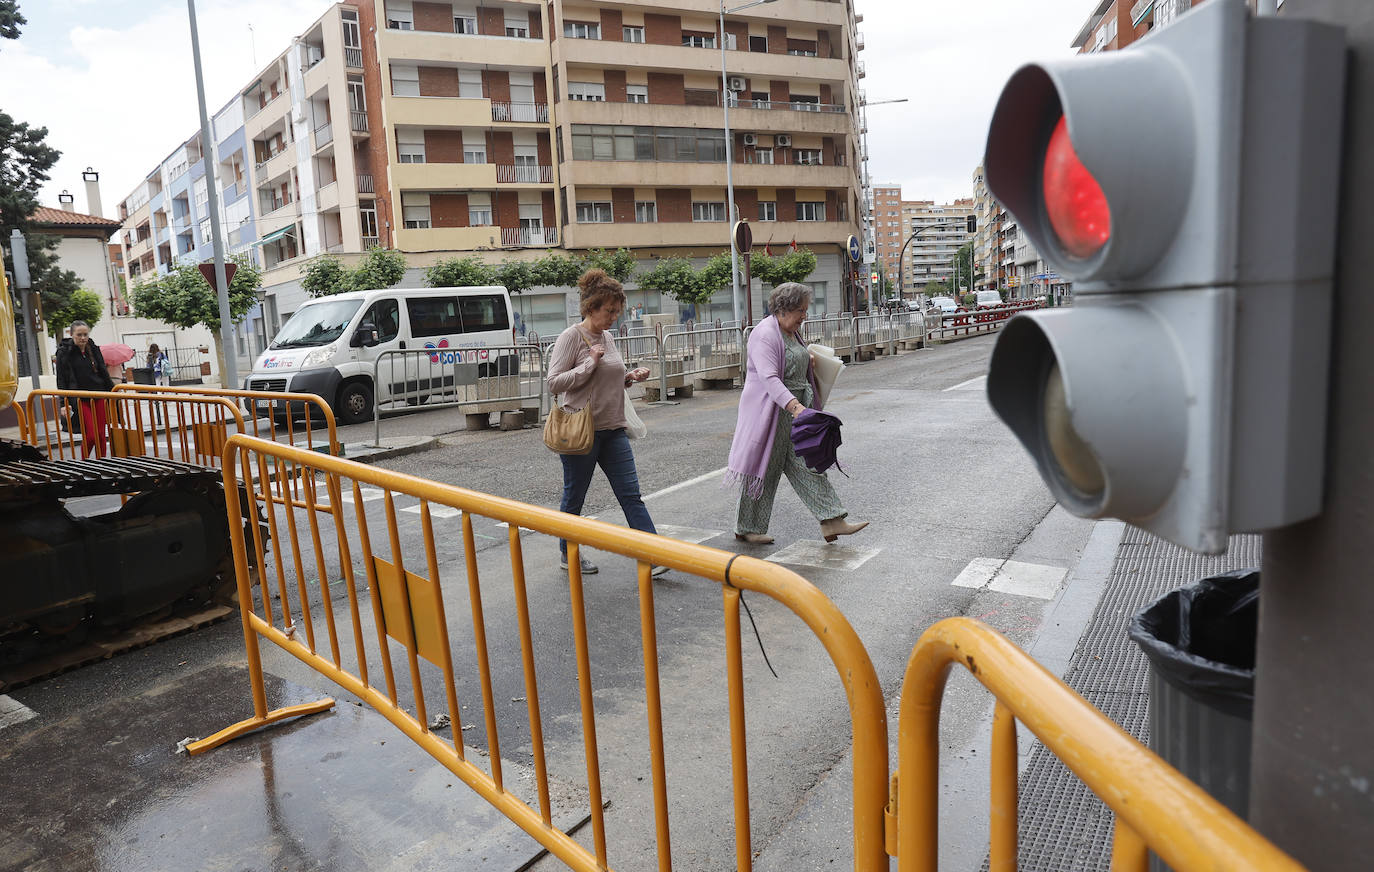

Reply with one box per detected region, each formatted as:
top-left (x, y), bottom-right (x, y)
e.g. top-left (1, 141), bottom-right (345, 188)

top-left (1251, 1), bottom-right (1374, 866)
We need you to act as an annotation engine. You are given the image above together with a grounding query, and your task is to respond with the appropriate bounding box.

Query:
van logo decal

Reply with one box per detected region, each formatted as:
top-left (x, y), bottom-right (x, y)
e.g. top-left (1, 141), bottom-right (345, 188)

top-left (424, 339), bottom-right (493, 366)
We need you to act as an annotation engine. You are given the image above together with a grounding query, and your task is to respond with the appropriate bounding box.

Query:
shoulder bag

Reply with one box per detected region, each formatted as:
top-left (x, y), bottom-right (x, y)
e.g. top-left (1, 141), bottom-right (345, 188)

top-left (544, 329), bottom-right (596, 455)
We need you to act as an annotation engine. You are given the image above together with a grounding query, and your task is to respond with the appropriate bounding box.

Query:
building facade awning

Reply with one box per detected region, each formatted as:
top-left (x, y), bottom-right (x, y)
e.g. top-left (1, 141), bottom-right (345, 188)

top-left (250, 225), bottom-right (294, 247)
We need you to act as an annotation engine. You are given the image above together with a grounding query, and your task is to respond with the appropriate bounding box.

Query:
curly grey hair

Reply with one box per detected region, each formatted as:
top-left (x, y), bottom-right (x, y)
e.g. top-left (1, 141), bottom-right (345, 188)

top-left (767, 282), bottom-right (812, 316)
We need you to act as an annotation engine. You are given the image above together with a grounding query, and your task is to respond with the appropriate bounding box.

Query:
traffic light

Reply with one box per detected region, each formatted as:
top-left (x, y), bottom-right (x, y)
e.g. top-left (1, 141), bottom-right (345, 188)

top-left (966, 215), bottom-right (976, 234)
top-left (982, 0), bottom-right (1345, 553)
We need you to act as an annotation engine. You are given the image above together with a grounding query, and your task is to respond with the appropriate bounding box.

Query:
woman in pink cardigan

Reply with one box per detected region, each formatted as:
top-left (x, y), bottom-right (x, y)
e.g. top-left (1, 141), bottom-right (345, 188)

top-left (726, 283), bottom-right (867, 545)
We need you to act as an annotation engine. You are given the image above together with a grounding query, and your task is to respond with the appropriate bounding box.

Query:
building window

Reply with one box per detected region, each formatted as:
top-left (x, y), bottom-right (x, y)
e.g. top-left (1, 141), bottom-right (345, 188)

top-left (749, 35), bottom-right (767, 52)
top-left (342, 9), bottom-right (362, 47)
top-left (692, 201), bottom-right (726, 222)
top-left (576, 201), bottom-right (613, 223)
top-left (397, 129), bottom-right (425, 163)
top-left (626, 85), bottom-right (648, 104)
top-left (623, 25), bottom-right (645, 43)
top-left (750, 148), bottom-right (774, 165)
top-left (682, 33), bottom-right (716, 49)
top-left (193, 177), bottom-right (208, 209)
top-left (796, 202), bottom-right (826, 222)
top-left (569, 82), bottom-right (606, 101)
top-left (454, 7), bottom-right (477, 33)
top-left (635, 201), bottom-right (657, 222)
top-left (505, 16), bottom-right (529, 38)
top-left (360, 202), bottom-right (378, 239)
top-left (402, 193), bottom-right (431, 229)
top-left (795, 149), bottom-right (824, 165)
top-left (571, 124), bottom-right (726, 163)
top-left (757, 201), bottom-right (776, 222)
top-left (468, 192), bottom-right (492, 225)
top-left (391, 64), bottom-right (419, 97)
top-left (458, 69), bottom-right (482, 99)
top-left (724, 32), bottom-right (737, 50)
top-left (199, 217), bottom-right (212, 245)
top-left (790, 95), bottom-right (820, 111)
top-left (564, 21), bottom-right (600, 39)
top-left (386, 0), bottom-right (413, 30)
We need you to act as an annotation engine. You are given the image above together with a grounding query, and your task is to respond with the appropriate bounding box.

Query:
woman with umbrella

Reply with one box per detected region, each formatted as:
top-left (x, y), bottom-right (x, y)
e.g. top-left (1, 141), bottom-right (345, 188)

top-left (725, 283), bottom-right (867, 545)
top-left (54, 320), bottom-right (115, 457)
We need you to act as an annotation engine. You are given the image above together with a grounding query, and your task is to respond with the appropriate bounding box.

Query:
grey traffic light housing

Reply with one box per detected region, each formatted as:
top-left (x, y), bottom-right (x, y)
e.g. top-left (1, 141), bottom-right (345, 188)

top-left (983, 0), bottom-right (1346, 553)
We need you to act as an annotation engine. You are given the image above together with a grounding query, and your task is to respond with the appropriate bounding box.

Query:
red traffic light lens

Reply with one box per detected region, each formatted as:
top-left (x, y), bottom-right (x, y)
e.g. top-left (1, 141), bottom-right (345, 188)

top-left (1043, 116), bottom-right (1110, 259)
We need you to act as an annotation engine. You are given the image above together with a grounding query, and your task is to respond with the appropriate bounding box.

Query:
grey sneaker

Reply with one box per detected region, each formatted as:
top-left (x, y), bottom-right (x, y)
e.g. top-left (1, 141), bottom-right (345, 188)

top-left (650, 564), bottom-right (670, 578)
top-left (560, 555), bottom-right (598, 574)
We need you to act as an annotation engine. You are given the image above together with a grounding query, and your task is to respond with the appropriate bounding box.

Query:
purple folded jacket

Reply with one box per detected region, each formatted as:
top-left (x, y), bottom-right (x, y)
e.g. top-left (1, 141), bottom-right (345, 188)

top-left (790, 408), bottom-right (845, 474)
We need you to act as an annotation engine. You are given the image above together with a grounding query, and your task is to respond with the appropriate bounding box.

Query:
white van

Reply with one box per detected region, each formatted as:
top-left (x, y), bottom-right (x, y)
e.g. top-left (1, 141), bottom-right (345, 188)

top-left (247, 286), bottom-right (516, 424)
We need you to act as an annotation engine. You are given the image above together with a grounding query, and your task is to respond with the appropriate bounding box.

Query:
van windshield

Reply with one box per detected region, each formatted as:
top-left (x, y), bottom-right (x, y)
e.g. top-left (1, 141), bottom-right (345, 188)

top-left (270, 299), bottom-right (364, 349)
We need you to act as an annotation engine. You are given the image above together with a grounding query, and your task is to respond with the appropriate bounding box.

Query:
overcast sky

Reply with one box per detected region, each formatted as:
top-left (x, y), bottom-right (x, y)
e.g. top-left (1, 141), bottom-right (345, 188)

top-left (5, 0), bottom-right (1092, 215)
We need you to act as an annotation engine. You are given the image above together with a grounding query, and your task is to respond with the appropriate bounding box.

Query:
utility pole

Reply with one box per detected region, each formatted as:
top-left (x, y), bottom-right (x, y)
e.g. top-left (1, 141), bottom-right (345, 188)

top-left (1251, 1), bottom-right (1374, 867)
top-left (8, 230), bottom-right (41, 389)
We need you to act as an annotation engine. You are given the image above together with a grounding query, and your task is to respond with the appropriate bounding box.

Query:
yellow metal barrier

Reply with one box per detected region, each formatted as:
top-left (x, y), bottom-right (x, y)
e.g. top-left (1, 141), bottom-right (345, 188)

top-left (12, 397), bottom-right (28, 442)
top-left (192, 434), bottom-right (890, 872)
top-left (893, 617), bottom-right (1303, 872)
top-left (26, 389), bottom-right (246, 466)
top-left (112, 382), bottom-right (341, 458)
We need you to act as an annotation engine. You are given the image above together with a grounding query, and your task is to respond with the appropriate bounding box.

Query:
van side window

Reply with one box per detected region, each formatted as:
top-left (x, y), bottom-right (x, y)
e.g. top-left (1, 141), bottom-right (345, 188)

top-left (458, 294), bottom-right (511, 332)
top-left (406, 297), bottom-right (461, 337)
top-left (362, 298), bottom-right (400, 342)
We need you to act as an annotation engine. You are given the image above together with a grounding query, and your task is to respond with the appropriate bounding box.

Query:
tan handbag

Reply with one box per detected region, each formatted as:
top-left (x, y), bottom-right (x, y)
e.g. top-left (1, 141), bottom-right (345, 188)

top-left (544, 330), bottom-right (596, 455)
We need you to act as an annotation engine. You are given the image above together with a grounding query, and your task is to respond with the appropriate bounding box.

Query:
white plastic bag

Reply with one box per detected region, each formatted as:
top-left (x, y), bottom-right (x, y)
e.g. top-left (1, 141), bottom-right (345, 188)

top-left (807, 343), bottom-right (845, 408)
top-left (624, 391), bottom-right (647, 439)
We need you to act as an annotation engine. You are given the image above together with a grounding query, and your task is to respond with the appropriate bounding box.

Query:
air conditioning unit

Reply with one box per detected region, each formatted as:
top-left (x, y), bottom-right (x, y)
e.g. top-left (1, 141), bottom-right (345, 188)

top-left (728, 76), bottom-right (746, 92)
top-left (742, 133), bottom-right (758, 146)
top-left (776, 134), bottom-right (792, 147)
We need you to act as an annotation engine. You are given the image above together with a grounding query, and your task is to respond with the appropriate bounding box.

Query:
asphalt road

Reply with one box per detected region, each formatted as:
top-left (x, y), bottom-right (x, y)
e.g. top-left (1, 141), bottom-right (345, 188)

top-left (3, 334), bottom-right (1079, 872)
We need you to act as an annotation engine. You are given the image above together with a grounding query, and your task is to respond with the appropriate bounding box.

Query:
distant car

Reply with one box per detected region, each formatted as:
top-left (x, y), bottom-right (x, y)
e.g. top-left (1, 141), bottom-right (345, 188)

top-left (928, 296), bottom-right (959, 314)
top-left (975, 291), bottom-right (1004, 309)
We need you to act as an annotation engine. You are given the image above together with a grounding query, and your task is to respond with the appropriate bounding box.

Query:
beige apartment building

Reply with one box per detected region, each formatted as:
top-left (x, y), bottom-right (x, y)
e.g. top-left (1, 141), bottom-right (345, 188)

top-left (869, 183), bottom-right (902, 292)
top-left (897, 198), bottom-right (974, 294)
top-left (118, 0), bottom-right (866, 344)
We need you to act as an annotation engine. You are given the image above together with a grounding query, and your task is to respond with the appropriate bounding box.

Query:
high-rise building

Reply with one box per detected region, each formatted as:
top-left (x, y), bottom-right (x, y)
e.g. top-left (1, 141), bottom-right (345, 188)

top-left (118, 0), bottom-right (866, 352)
top-left (897, 198), bottom-right (975, 294)
top-left (1071, 0), bottom-right (1266, 54)
top-left (869, 183), bottom-right (902, 292)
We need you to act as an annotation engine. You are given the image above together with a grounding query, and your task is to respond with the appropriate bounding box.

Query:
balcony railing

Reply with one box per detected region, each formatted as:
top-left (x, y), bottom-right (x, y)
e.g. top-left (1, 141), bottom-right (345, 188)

top-left (361, 235), bottom-right (380, 249)
top-left (496, 164), bottom-right (553, 184)
top-left (728, 96), bottom-right (847, 114)
top-left (357, 173), bottom-right (375, 194)
top-left (350, 110), bottom-right (369, 133)
top-left (491, 101), bottom-right (549, 123)
top-left (857, 60), bottom-right (866, 78)
top-left (344, 47), bottom-right (363, 68)
top-left (501, 226), bottom-right (558, 246)
top-left (314, 122), bottom-right (333, 149)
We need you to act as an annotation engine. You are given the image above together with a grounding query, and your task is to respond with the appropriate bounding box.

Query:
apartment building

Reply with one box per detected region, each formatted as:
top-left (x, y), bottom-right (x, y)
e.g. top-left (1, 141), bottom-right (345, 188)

top-left (897, 199), bottom-right (974, 293)
top-left (869, 183), bottom-right (902, 292)
top-left (117, 0), bottom-right (865, 345)
top-left (1072, 0), bottom-right (1270, 53)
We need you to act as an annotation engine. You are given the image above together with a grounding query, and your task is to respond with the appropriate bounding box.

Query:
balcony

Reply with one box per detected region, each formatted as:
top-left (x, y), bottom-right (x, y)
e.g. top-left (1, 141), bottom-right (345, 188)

top-left (344, 47), bottom-right (363, 68)
top-left (391, 162), bottom-right (498, 190)
top-left (857, 60), bottom-right (866, 78)
top-left (502, 226), bottom-right (558, 247)
top-left (254, 147), bottom-right (293, 182)
top-left (362, 235), bottom-right (380, 249)
top-left (491, 101), bottom-right (549, 123)
top-left (357, 173), bottom-right (375, 194)
top-left (316, 181), bottom-right (339, 212)
top-left (350, 110), bottom-right (369, 135)
top-left (395, 225), bottom-right (501, 252)
top-left (568, 159), bottom-right (853, 190)
top-left (378, 27), bottom-right (547, 69)
top-left (561, 38), bottom-right (847, 82)
top-left (564, 219), bottom-right (851, 250)
top-left (563, 100), bottom-right (850, 136)
top-left (496, 164), bottom-right (553, 184)
top-left (389, 95), bottom-right (493, 128)
top-left (313, 122), bottom-right (334, 150)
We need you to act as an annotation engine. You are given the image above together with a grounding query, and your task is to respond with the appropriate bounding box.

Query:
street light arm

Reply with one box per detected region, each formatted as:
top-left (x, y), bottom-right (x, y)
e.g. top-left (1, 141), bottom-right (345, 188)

top-left (895, 222), bottom-right (961, 301)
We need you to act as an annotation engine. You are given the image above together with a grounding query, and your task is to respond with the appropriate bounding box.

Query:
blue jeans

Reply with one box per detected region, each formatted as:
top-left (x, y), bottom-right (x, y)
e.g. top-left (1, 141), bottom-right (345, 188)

top-left (559, 428), bottom-right (657, 557)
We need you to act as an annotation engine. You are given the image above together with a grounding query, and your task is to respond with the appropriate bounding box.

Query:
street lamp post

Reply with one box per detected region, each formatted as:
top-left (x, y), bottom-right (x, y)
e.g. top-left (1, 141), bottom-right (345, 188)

top-left (896, 222), bottom-right (961, 305)
top-left (721, 0), bottom-right (777, 325)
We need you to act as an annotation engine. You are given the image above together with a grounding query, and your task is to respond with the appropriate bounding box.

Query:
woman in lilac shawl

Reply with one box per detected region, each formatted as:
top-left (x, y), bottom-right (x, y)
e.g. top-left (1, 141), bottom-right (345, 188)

top-left (726, 283), bottom-right (868, 545)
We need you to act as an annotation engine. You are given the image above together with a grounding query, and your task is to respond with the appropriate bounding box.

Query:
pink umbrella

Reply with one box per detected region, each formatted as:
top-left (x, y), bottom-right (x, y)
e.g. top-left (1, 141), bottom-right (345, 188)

top-left (101, 343), bottom-right (137, 366)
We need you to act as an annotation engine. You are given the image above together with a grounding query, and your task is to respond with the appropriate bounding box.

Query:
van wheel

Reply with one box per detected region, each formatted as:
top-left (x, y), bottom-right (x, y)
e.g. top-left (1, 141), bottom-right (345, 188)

top-left (337, 381), bottom-right (373, 425)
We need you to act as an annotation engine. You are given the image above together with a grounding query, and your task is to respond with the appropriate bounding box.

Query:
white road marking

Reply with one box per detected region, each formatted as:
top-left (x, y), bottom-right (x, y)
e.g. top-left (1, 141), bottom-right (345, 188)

top-left (944, 375), bottom-right (987, 392)
top-left (400, 503), bottom-right (461, 519)
top-left (338, 487), bottom-right (386, 504)
top-left (952, 557), bottom-right (1068, 601)
top-left (765, 540), bottom-right (880, 572)
top-left (642, 466), bottom-right (729, 502)
top-left (0, 696), bottom-right (36, 732)
top-left (653, 524), bottom-right (725, 545)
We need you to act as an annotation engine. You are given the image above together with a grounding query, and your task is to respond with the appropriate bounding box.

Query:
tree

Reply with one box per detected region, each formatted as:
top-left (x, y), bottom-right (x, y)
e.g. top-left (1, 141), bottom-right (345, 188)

top-left (302, 247), bottom-right (407, 297)
top-left (580, 247), bottom-right (636, 283)
top-left (637, 258), bottom-right (713, 306)
top-left (530, 252), bottom-right (583, 289)
top-left (0, 0), bottom-right (24, 43)
top-left (752, 248), bottom-right (818, 286)
top-left (424, 256), bottom-right (495, 288)
top-left (47, 288), bottom-right (102, 340)
top-left (493, 259), bottom-right (538, 295)
top-left (131, 253), bottom-right (263, 381)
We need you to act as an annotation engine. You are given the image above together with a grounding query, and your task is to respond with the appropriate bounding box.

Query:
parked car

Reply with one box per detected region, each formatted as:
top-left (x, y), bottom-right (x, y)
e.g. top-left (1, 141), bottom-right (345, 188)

top-left (975, 290), bottom-right (1004, 309)
top-left (928, 296), bottom-right (959, 314)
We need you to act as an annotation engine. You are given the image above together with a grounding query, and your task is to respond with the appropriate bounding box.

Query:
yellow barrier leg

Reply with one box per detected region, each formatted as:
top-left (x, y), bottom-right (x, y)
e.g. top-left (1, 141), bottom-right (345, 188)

top-left (186, 697), bottom-right (337, 755)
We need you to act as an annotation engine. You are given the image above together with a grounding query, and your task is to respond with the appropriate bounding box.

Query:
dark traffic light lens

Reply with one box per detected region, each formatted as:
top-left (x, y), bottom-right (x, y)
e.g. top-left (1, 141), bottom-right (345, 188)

top-left (1043, 361), bottom-right (1106, 499)
top-left (1043, 116), bottom-right (1111, 259)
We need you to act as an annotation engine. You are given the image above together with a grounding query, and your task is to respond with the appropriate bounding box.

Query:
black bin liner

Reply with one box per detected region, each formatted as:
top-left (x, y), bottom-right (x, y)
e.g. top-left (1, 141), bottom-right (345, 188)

top-left (1129, 569), bottom-right (1259, 718)
top-left (130, 366), bottom-right (154, 385)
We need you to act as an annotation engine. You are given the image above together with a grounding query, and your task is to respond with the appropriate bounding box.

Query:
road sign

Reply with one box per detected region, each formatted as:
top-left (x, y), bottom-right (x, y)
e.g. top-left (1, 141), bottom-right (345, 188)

top-left (199, 261), bottom-right (238, 291)
top-left (732, 221), bottom-right (752, 254)
top-left (846, 234), bottom-right (862, 263)
top-left (982, 0), bottom-right (1345, 554)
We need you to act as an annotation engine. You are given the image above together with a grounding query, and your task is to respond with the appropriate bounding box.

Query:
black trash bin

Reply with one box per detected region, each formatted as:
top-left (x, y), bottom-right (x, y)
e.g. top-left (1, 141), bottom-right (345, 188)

top-left (1129, 569), bottom-right (1258, 827)
top-left (130, 366), bottom-right (154, 385)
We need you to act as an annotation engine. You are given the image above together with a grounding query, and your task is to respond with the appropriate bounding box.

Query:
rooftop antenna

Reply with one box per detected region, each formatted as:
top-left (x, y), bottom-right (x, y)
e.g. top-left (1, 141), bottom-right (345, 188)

top-left (248, 22), bottom-right (257, 67)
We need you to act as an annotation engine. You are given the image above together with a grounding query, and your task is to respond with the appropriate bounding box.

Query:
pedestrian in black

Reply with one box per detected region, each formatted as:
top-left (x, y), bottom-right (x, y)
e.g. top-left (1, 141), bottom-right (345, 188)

top-left (55, 320), bottom-right (115, 457)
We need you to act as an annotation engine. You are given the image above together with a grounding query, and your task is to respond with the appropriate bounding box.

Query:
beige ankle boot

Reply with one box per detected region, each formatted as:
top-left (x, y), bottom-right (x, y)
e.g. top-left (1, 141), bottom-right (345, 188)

top-left (735, 532), bottom-right (775, 545)
top-left (820, 517), bottom-right (868, 543)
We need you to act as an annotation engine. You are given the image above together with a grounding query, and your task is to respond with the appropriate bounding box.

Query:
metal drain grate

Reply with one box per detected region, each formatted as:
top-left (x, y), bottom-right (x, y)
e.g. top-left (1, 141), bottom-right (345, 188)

top-left (983, 526), bottom-right (1262, 872)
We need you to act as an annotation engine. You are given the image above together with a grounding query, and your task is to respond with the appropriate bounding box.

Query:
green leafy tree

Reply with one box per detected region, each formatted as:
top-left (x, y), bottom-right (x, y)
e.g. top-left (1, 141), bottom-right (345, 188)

top-left (751, 248), bottom-right (818, 286)
top-left (637, 257), bottom-right (713, 306)
top-left (493, 259), bottom-right (538, 294)
top-left (300, 254), bottom-right (350, 298)
top-left (47, 288), bottom-right (102, 340)
top-left (0, 0), bottom-right (24, 42)
top-left (580, 247), bottom-right (637, 283)
top-left (530, 252), bottom-right (583, 289)
top-left (131, 253), bottom-right (263, 379)
top-left (302, 247), bottom-right (407, 297)
top-left (424, 256), bottom-right (495, 288)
